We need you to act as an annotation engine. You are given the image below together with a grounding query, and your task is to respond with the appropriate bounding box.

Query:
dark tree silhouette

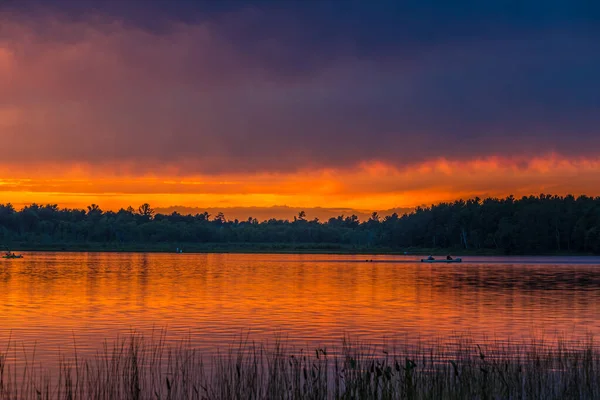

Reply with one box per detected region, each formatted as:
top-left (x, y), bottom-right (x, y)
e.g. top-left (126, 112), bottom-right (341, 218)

top-left (214, 212), bottom-right (226, 224)
top-left (0, 195), bottom-right (598, 254)
top-left (138, 203), bottom-right (155, 219)
top-left (87, 204), bottom-right (102, 214)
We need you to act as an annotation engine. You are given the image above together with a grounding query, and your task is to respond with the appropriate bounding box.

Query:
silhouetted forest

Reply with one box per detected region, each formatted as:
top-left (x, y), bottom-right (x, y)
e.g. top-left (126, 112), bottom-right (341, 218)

top-left (1, 194), bottom-right (599, 254)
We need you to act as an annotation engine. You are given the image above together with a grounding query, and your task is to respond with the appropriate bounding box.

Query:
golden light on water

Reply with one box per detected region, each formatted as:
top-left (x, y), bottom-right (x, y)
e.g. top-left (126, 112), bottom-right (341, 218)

top-left (1, 253), bottom-right (597, 360)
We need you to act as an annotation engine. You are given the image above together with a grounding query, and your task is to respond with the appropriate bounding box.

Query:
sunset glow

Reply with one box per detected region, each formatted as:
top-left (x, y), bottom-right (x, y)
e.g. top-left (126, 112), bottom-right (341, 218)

top-left (2, 3), bottom-right (600, 398)
top-left (0, 154), bottom-right (599, 219)
top-left (1, 3), bottom-right (599, 219)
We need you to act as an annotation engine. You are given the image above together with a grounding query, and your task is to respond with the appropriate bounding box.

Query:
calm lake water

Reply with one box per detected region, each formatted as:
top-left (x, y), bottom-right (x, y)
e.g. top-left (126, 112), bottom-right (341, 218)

top-left (1, 252), bottom-right (599, 364)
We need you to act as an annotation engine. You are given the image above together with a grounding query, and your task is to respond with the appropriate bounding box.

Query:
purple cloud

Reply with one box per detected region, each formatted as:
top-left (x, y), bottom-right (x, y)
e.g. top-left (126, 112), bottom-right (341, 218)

top-left (0, 6), bottom-right (599, 175)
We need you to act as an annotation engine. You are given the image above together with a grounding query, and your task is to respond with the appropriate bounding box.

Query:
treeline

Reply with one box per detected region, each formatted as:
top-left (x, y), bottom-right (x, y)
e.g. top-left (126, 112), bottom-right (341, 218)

top-left (0, 194), bottom-right (599, 254)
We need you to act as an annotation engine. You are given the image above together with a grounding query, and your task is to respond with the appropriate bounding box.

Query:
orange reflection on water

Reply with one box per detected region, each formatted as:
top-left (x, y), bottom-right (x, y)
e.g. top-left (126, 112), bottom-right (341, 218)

top-left (0, 252), bottom-right (599, 363)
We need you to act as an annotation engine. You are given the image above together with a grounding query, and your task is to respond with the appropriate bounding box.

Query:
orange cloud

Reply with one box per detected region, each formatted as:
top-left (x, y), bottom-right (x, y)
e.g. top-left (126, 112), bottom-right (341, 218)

top-left (0, 154), bottom-right (599, 219)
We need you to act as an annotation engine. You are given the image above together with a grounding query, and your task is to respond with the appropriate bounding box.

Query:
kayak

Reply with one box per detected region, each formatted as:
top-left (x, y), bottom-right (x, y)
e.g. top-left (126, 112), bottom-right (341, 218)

top-left (421, 258), bottom-right (462, 263)
top-left (2, 254), bottom-right (23, 259)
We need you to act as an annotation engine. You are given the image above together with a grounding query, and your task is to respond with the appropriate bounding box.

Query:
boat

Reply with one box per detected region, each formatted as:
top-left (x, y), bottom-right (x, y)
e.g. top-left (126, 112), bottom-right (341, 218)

top-left (2, 253), bottom-right (23, 259)
top-left (420, 258), bottom-right (462, 263)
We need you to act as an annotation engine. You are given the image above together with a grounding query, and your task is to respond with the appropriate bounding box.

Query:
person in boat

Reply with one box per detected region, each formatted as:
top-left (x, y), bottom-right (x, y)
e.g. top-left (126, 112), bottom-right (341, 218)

top-left (446, 255), bottom-right (453, 260)
top-left (427, 255), bottom-right (435, 260)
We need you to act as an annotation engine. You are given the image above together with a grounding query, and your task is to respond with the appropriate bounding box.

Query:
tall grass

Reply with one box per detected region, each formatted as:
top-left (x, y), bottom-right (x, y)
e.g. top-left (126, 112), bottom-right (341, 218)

top-left (1, 333), bottom-right (599, 399)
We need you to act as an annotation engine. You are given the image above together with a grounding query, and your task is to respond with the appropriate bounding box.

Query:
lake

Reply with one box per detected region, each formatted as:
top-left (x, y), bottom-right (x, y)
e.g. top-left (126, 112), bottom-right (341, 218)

top-left (1, 252), bottom-right (599, 365)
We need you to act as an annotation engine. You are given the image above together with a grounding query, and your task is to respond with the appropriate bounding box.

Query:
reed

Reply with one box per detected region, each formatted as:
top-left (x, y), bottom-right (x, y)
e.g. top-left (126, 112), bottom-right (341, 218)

top-left (0, 333), bottom-right (598, 399)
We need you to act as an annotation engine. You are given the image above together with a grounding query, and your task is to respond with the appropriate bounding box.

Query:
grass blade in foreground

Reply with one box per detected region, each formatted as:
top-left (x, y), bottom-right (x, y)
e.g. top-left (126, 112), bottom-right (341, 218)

top-left (0, 334), bottom-right (599, 399)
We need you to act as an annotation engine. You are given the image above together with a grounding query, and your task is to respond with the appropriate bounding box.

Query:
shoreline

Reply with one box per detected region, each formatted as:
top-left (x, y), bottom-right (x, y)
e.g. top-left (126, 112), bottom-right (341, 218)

top-left (7, 242), bottom-right (595, 256)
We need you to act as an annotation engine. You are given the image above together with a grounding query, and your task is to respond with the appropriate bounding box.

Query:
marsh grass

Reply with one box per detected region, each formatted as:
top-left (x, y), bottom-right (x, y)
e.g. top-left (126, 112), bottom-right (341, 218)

top-left (0, 333), bottom-right (599, 399)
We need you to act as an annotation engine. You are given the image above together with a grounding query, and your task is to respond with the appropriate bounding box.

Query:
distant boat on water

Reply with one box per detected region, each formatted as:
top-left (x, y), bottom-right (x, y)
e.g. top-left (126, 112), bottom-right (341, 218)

top-left (2, 252), bottom-right (23, 259)
top-left (420, 257), bottom-right (462, 263)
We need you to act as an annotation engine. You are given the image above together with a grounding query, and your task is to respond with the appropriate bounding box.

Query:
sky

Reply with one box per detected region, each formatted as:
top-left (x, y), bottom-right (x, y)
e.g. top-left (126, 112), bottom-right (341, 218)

top-left (0, 0), bottom-right (599, 220)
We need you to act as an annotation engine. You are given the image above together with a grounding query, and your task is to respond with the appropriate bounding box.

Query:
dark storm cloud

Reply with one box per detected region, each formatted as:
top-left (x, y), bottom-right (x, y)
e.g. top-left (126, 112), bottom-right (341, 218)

top-left (0, 0), bottom-right (599, 173)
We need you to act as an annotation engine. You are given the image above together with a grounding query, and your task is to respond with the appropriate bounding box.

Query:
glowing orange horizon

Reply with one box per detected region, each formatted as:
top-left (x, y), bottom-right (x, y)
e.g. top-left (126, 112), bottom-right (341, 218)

top-left (1, 154), bottom-right (599, 218)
